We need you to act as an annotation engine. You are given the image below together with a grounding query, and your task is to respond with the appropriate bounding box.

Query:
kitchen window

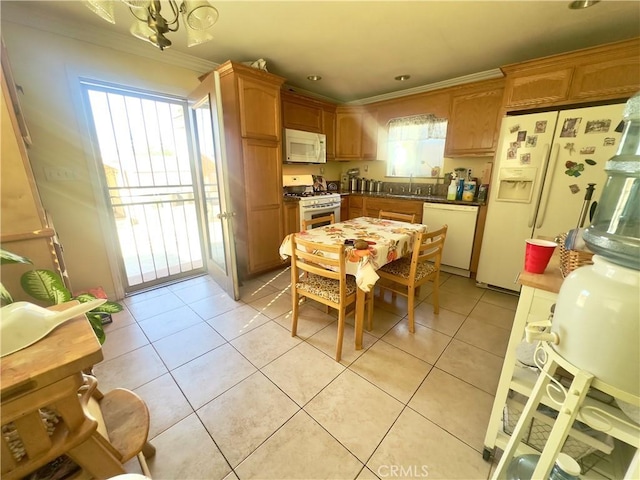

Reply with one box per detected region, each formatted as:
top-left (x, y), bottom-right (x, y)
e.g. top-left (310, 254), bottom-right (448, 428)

top-left (386, 114), bottom-right (447, 177)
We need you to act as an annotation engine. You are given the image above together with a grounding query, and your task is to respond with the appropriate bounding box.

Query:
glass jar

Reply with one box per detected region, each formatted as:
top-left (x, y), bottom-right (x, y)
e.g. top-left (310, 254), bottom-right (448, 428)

top-left (583, 92), bottom-right (640, 270)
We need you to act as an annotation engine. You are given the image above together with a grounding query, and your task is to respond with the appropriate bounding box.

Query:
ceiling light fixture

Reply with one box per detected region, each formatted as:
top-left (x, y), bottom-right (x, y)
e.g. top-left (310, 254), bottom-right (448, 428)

top-left (307, 75), bottom-right (322, 81)
top-left (84, 0), bottom-right (219, 50)
top-left (394, 75), bottom-right (411, 81)
top-left (568, 0), bottom-right (600, 9)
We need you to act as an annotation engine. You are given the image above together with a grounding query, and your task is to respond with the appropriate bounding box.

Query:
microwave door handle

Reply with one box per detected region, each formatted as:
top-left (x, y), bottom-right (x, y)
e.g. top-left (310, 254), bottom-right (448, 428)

top-left (316, 136), bottom-right (321, 162)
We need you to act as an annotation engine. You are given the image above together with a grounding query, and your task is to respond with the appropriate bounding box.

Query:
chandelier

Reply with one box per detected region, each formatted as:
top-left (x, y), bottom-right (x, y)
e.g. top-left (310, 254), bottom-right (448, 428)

top-left (84, 0), bottom-right (219, 50)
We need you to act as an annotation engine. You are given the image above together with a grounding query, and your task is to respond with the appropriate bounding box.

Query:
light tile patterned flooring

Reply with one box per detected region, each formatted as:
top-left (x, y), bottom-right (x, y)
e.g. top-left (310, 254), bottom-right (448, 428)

top-left (94, 268), bottom-right (520, 479)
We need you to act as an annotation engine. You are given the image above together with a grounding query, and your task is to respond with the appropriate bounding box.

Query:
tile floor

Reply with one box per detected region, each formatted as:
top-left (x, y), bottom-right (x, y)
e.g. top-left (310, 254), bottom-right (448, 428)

top-left (94, 268), bottom-right (521, 479)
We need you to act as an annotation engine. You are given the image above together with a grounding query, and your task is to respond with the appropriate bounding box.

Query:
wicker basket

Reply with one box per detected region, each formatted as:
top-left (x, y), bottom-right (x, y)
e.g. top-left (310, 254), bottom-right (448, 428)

top-left (558, 232), bottom-right (595, 277)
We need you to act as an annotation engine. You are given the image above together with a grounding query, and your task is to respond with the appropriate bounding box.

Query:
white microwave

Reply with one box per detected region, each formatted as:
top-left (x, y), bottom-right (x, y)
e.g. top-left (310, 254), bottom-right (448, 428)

top-left (284, 128), bottom-right (326, 164)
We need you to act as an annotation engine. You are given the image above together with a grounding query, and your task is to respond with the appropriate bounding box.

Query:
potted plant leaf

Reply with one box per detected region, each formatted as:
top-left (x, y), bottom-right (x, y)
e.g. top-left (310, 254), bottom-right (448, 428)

top-left (1, 248), bottom-right (122, 344)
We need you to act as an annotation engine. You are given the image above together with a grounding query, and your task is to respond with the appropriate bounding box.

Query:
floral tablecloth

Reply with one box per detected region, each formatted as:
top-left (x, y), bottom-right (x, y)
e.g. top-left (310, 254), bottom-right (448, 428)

top-left (279, 217), bottom-right (427, 293)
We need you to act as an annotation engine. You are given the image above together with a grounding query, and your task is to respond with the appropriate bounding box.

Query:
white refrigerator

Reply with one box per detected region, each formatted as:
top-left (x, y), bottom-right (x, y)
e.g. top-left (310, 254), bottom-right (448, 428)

top-left (477, 103), bottom-right (625, 292)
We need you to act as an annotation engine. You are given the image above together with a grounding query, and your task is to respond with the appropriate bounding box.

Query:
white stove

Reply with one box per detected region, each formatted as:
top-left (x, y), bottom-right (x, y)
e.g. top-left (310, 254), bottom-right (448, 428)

top-left (283, 174), bottom-right (341, 229)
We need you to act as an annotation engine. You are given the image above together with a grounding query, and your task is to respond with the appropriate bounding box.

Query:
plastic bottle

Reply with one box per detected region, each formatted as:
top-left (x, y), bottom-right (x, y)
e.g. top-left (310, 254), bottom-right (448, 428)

top-left (447, 176), bottom-right (457, 200)
top-left (506, 453), bottom-right (581, 480)
top-left (583, 91), bottom-right (640, 270)
top-left (456, 178), bottom-right (464, 201)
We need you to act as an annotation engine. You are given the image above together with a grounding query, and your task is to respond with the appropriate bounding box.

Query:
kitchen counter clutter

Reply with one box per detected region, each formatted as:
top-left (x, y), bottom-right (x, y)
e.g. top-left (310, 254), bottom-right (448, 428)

top-left (484, 252), bottom-right (639, 478)
top-left (343, 191), bottom-right (485, 207)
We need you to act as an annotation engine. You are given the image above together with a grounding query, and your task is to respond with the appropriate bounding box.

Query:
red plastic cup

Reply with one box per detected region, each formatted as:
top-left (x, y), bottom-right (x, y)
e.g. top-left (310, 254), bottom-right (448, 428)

top-left (524, 239), bottom-right (557, 274)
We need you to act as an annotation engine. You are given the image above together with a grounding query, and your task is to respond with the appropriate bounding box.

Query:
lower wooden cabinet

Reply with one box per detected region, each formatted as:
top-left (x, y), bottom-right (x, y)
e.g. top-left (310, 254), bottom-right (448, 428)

top-left (346, 195), bottom-right (424, 223)
top-left (340, 195), bottom-right (349, 222)
top-left (283, 201), bottom-right (300, 236)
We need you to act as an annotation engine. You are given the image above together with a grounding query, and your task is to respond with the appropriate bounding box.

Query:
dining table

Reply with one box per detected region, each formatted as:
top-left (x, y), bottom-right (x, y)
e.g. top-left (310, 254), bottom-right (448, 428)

top-left (279, 216), bottom-right (428, 350)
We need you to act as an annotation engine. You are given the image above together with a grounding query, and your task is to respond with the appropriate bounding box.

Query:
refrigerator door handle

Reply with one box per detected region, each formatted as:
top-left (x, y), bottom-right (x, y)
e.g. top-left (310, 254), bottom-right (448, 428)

top-left (528, 143), bottom-right (551, 228)
top-left (535, 143), bottom-right (561, 229)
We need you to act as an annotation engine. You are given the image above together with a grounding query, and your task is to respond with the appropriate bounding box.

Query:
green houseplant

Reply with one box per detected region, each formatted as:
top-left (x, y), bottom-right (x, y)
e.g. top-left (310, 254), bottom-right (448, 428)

top-left (0, 248), bottom-right (122, 344)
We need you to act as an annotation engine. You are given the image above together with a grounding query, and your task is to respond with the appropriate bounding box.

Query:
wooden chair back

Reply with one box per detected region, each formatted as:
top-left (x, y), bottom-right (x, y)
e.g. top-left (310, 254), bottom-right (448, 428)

top-left (290, 234), bottom-right (345, 299)
top-left (301, 213), bottom-right (335, 231)
top-left (290, 234), bottom-right (357, 361)
top-left (378, 211), bottom-right (416, 223)
top-left (412, 224), bottom-right (448, 275)
top-left (376, 224), bottom-right (448, 333)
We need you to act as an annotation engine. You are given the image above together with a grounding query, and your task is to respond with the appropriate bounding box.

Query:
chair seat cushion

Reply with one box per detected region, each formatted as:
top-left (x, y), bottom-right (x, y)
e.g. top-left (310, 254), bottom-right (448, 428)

top-left (379, 258), bottom-right (436, 281)
top-left (296, 274), bottom-right (357, 303)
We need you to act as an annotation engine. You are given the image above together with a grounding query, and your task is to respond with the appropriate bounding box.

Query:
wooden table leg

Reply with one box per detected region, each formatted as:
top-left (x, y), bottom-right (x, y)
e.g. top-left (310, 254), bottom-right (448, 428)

top-left (355, 288), bottom-right (365, 350)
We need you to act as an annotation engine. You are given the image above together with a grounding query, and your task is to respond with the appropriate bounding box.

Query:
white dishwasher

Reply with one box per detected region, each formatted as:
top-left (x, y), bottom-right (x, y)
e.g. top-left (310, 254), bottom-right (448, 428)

top-left (422, 203), bottom-right (479, 276)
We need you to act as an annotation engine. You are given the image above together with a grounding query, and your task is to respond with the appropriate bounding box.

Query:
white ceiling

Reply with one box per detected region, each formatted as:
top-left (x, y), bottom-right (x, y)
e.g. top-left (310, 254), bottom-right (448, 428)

top-left (3, 1), bottom-right (640, 103)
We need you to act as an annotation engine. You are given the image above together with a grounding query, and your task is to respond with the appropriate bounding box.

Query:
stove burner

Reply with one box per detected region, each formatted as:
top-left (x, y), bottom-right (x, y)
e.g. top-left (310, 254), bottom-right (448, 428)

top-left (284, 191), bottom-right (333, 198)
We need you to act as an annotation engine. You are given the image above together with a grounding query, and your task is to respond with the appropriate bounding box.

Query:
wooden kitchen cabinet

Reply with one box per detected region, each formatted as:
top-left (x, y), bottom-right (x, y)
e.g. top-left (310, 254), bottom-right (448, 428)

top-left (348, 195), bottom-right (363, 219)
top-left (502, 38), bottom-right (640, 111)
top-left (281, 90), bottom-right (323, 133)
top-left (322, 107), bottom-right (336, 160)
top-left (216, 61), bottom-right (286, 279)
top-left (281, 90), bottom-right (337, 160)
top-left (1, 41), bottom-right (68, 301)
top-left (340, 195), bottom-right (349, 222)
top-left (335, 106), bottom-right (378, 160)
top-left (283, 200), bottom-right (300, 236)
top-left (445, 78), bottom-right (505, 157)
top-left (347, 195), bottom-right (423, 223)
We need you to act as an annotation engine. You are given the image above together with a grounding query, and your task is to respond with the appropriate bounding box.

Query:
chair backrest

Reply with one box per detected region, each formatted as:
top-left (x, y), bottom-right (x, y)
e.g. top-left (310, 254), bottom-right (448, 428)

top-left (301, 213), bottom-right (335, 231)
top-left (411, 224), bottom-right (448, 272)
top-left (290, 234), bottom-right (349, 301)
top-left (378, 211), bottom-right (416, 223)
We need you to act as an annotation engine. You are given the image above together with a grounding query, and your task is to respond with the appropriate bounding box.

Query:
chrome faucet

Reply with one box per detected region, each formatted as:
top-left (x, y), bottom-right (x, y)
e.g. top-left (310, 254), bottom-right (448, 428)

top-left (409, 174), bottom-right (413, 193)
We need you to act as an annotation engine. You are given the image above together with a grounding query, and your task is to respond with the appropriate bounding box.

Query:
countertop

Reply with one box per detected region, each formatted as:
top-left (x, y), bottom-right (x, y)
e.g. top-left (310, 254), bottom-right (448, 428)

top-left (518, 249), bottom-right (564, 294)
top-left (341, 191), bottom-right (486, 207)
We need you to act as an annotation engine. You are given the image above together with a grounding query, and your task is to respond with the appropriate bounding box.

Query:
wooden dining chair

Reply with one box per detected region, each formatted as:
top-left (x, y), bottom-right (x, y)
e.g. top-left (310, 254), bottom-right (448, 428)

top-left (376, 225), bottom-right (448, 333)
top-left (378, 211), bottom-right (416, 223)
top-left (301, 213), bottom-right (335, 230)
top-left (290, 234), bottom-right (357, 361)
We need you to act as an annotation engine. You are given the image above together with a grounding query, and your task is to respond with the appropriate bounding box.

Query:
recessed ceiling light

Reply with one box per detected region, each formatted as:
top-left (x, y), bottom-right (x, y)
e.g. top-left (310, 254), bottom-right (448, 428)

top-left (568, 0), bottom-right (600, 9)
top-left (395, 75), bottom-right (411, 81)
top-left (307, 75), bottom-right (322, 81)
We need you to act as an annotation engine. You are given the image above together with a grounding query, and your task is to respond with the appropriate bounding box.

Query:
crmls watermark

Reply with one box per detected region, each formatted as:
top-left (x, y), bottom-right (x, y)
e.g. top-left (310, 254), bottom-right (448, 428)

top-left (377, 464), bottom-right (429, 478)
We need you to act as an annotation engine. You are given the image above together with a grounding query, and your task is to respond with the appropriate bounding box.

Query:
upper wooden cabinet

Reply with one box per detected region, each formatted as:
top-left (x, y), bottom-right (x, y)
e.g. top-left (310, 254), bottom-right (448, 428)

top-left (281, 91), bottom-right (323, 133)
top-left (502, 38), bottom-right (640, 111)
top-left (281, 90), bottom-right (337, 159)
top-left (335, 106), bottom-right (378, 160)
top-left (445, 78), bottom-right (505, 157)
top-left (322, 108), bottom-right (336, 160)
top-left (216, 61), bottom-right (286, 278)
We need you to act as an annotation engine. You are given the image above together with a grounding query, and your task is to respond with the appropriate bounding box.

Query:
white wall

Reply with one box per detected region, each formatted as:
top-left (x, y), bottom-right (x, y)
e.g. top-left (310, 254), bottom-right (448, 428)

top-left (2, 20), bottom-right (205, 300)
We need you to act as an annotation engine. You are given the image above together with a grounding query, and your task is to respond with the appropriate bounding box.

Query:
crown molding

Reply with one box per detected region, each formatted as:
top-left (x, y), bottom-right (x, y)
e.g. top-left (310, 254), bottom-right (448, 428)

top-left (347, 68), bottom-right (505, 105)
top-left (1, 3), bottom-right (218, 74)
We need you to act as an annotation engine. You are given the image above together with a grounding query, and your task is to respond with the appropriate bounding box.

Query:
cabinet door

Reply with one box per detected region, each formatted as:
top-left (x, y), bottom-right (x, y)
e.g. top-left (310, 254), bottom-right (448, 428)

top-left (570, 56), bottom-right (640, 101)
top-left (504, 68), bottom-right (573, 109)
top-left (283, 201), bottom-right (300, 235)
top-left (361, 109), bottom-right (378, 160)
top-left (340, 195), bottom-right (349, 221)
top-left (238, 77), bottom-right (281, 141)
top-left (282, 98), bottom-right (322, 133)
top-left (242, 139), bottom-right (284, 273)
top-left (445, 86), bottom-right (504, 157)
top-left (336, 111), bottom-right (362, 159)
top-left (323, 108), bottom-right (336, 160)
